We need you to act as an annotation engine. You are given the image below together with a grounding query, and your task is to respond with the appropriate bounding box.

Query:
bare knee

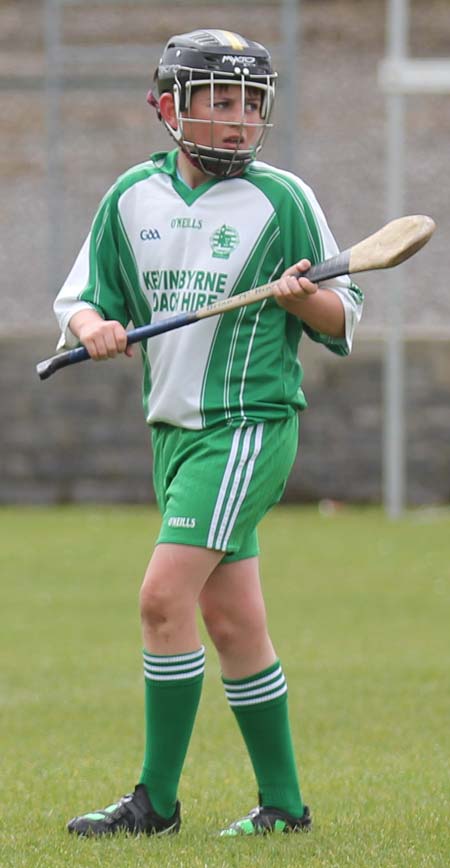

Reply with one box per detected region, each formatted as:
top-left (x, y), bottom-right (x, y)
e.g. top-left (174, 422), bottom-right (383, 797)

top-left (201, 597), bottom-right (267, 655)
top-left (201, 606), bottom-right (234, 653)
top-left (139, 544), bottom-right (224, 651)
top-left (140, 580), bottom-right (172, 631)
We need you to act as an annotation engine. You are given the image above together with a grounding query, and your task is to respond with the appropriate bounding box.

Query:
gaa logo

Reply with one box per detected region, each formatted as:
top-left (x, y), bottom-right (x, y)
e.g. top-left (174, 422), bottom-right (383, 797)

top-left (210, 224), bottom-right (240, 260)
top-left (140, 228), bottom-right (161, 241)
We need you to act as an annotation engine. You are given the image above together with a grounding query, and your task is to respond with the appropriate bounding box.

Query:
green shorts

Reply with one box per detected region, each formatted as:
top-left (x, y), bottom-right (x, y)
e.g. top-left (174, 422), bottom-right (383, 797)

top-left (151, 415), bottom-right (299, 562)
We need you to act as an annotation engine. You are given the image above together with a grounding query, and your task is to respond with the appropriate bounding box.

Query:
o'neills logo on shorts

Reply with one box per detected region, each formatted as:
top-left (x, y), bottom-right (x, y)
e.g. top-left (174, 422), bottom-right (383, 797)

top-left (168, 516), bottom-right (197, 528)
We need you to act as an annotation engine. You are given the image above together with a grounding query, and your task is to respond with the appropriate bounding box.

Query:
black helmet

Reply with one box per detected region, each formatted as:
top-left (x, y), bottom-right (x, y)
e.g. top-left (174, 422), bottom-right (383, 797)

top-left (150, 29), bottom-right (277, 178)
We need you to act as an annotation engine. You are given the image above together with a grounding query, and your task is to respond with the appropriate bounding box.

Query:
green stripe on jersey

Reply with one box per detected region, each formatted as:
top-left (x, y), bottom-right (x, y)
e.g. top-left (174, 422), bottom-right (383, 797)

top-left (200, 213), bottom-right (306, 427)
top-left (245, 164), bottom-right (325, 266)
top-left (246, 163), bottom-right (364, 356)
top-left (79, 160), bottom-right (165, 325)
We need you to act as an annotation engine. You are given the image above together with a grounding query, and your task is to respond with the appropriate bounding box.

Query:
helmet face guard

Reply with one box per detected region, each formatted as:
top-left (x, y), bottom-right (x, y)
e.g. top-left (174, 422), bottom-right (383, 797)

top-left (169, 68), bottom-right (275, 177)
top-left (151, 30), bottom-right (277, 178)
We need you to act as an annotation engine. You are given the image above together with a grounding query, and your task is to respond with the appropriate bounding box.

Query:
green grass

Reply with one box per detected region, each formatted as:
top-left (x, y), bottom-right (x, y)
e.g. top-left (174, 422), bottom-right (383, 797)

top-left (1, 505), bottom-right (449, 867)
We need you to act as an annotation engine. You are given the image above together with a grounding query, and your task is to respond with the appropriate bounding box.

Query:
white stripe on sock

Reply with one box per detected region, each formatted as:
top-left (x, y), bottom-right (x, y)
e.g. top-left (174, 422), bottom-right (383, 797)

top-left (223, 665), bottom-right (283, 692)
top-left (144, 658), bottom-right (205, 674)
top-left (227, 683), bottom-right (288, 707)
top-left (144, 664), bottom-right (205, 682)
top-left (225, 673), bottom-right (286, 701)
top-left (143, 647), bottom-right (205, 682)
top-left (143, 647), bottom-right (205, 665)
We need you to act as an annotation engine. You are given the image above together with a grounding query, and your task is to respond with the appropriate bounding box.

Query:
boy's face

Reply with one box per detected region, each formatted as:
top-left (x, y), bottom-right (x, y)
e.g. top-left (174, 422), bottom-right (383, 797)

top-left (181, 84), bottom-right (264, 151)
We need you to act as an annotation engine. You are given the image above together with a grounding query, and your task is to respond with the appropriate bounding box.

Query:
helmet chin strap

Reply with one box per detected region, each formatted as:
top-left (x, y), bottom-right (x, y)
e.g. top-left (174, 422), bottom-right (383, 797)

top-left (184, 144), bottom-right (253, 178)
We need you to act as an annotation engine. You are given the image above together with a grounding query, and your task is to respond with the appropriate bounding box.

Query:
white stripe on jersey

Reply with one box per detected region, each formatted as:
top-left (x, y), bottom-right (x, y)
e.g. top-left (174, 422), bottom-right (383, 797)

top-left (224, 305), bottom-right (247, 423)
top-left (223, 228), bottom-right (281, 424)
top-left (95, 203), bottom-right (111, 305)
top-left (250, 165), bottom-right (324, 261)
top-left (250, 163), bottom-right (363, 350)
top-left (238, 252), bottom-right (282, 423)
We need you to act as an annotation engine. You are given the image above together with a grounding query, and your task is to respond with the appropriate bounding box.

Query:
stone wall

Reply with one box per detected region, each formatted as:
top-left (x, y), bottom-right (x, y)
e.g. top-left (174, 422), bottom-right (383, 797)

top-left (1, 1), bottom-right (449, 507)
top-left (2, 332), bottom-right (449, 506)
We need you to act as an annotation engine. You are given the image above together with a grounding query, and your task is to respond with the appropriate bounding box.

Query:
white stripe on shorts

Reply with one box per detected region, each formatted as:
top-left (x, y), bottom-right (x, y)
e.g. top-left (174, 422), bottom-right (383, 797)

top-left (207, 423), bottom-right (264, 552)
top-left (206, 427), bottom-right (242, 550)
top-left (220, 423), bottom-right (263, 549)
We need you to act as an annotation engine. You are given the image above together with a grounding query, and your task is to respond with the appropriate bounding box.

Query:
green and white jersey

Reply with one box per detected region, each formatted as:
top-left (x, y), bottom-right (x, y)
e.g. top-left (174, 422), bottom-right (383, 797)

top-left (55, 149), bottom-right (363, 429)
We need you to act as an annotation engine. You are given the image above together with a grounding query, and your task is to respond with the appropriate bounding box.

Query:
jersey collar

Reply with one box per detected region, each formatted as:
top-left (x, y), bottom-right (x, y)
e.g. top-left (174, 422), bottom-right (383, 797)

top-left (150, 149), bottom-right (222, 206)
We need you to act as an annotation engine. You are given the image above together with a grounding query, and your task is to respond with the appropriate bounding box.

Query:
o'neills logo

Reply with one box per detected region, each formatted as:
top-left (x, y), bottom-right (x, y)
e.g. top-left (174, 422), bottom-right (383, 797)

top-left (168, 516), bottom-right (196, 528)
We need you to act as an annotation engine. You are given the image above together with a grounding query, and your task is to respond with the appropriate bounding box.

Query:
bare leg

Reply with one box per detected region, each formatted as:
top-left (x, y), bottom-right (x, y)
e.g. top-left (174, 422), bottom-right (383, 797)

top-left (200, 556), bottom-right (304, 822)
top-left (199, 556), bottom-right (276, 678)
top-left (138, 543), bottom-right (224, 817)
top-left (140, 542), bottom-right (223, 652)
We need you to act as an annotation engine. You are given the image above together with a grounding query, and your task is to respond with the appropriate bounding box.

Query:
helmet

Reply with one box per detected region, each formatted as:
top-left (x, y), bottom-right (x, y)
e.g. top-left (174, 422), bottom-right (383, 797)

top-left (150, 29), bottom-right (277, 178)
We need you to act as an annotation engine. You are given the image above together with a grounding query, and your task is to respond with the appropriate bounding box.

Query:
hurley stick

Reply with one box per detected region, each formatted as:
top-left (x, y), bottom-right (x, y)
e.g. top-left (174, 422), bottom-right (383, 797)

top-left (36, 214), bottom-right (435, 381)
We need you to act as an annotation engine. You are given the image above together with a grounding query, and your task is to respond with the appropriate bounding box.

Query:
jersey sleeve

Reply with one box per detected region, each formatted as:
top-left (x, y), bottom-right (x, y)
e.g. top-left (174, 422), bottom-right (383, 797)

top-left (249, 164), bottom-right (364, 356)
top-left (295, 184), bottom-right (364, 356)
top-left (53, 185), bottom-right (131, 349)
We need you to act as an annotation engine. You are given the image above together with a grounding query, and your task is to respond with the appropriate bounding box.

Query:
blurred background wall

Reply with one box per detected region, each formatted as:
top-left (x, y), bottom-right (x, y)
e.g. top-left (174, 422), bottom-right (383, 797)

top-left (1, 0), bottom-right (449, 506)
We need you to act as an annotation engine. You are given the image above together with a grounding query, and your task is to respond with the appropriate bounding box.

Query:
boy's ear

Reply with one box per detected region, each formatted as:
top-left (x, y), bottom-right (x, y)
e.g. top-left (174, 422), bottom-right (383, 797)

top-left (159, 93), bottom-right (178, 130)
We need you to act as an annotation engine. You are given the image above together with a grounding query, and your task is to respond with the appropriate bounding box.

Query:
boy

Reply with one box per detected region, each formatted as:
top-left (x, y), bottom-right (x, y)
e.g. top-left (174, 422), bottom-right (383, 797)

top-left (54, 29), bottom-right (363, 837)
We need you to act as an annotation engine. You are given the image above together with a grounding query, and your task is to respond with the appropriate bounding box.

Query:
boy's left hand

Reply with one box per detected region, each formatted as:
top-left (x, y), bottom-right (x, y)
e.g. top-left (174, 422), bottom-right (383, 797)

top-left (273, 259), bottom-right (319, 307)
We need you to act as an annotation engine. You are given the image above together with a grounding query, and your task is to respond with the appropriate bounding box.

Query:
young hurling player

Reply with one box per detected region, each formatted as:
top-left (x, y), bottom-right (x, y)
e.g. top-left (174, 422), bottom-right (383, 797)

top-left (54, 29), bottom-right (363, 837)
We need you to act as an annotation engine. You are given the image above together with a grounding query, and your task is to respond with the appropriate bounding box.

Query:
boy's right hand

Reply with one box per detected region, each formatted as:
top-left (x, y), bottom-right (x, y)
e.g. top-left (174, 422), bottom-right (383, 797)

top-left (69, 310), bottom-right (133, 361)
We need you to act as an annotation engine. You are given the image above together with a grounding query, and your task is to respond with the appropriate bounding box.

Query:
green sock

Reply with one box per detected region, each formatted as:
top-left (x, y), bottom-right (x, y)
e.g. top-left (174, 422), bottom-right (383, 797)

top-left (139, 646), bottom-right (205, 819)
top-left (223, 660), bottom-right (304, 817)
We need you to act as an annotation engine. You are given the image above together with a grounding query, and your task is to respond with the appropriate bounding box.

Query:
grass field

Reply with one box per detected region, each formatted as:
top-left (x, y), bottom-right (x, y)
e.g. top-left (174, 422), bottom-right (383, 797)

top-left (1, 505), bottom-right (449, 867)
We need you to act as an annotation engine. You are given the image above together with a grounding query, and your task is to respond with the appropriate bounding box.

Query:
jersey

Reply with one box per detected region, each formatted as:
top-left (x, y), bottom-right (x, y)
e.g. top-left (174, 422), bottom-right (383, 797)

top-left (54, 149), bottom-right (363, 430)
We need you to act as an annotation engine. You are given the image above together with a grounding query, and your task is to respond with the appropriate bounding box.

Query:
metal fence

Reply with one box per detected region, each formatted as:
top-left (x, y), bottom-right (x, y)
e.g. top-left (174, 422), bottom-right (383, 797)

top-left (379, 0), bottom-right (450, 515)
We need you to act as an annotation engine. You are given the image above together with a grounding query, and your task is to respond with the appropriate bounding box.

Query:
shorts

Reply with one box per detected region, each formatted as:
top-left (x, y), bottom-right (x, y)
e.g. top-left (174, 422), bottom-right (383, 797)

top-left (151, 414), bottom-right (299, 563)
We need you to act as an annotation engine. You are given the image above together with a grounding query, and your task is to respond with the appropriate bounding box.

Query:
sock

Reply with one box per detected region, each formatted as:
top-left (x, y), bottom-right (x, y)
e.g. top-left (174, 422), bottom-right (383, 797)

top-left (139, 645), bottom-right (205, 819)
top-left (223, 660), bottom-right (304, 817)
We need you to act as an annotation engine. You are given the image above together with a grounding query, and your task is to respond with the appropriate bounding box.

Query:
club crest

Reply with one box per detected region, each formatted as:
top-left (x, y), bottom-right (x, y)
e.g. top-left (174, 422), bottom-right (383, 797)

top-left (210, 224), bottom-right (240, 259)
